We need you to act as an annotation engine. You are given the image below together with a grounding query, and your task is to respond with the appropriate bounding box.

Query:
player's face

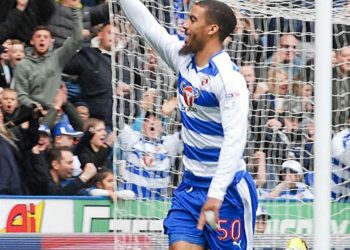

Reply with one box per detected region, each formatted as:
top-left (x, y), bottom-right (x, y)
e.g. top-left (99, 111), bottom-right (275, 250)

top-left (180, 4), bottom-right (209, 55)
top-left (31, 30), bottom-right (52, 56)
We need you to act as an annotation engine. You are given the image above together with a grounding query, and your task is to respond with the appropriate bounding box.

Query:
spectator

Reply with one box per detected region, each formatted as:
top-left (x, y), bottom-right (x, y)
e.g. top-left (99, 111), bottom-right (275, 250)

top-left (76, 118), bottom-right (114, 171)
top-left (0, 0), bottom-right (28, 45)
top-left (37, 124), bottom-right (52, 152)
top-left (227, 9), bottom-right (261, 64)
top-left (63, 23), bottom-right (132, 128)
top-left (74, 102), bottom-right (90, 122)
top-left (52, 121), bottom-right (84, 176)
top-left (139, 47), bottom-right (177, 99)
top-left (255, 205), bottom-right (271, 234)
top-left (332, 45), bottom-right (350, 130)
top-left (240, 63), bottom-right (257, 95)
top-left (0, 104), bottom-right (40, 194)
top-left (28, 146), bottom-right (97, 195)
top-left (88, 167), bottom-right (135, 201)
top-left (132, 87), bottom-right (157, 132)
top-left (8, 40), bottom-right (25, 88)
top-left (331, 128), bottom-right (350, 201)
top-left (14, 9), bottom-right (83, 109)
top-left (9, 40), bottom-right (25, 68)
top-left (0, 0), bottom-right (55, 44)
top-left (264, 160), bottom-right (313, 200)
top-left (0, 39), bottom-right (13, 88)
top-left (240, 63), bottom-right (270, 100)
top-left (119, 111), bottom-right (182, 199)
top-left (292, 82), bottom-right (314, 114)
top-left (248, 150), bottom-right (267, 189)
top-left (261, 34), bottom-right (304, 79)
top-left (265, 68), bottom-right (291, 114)
top-left (48, 0), bottom-right (109, 48)
top-left (0, 109), bottom-right (22, 194)
top-left (1, 88), bottom-right (38, 142)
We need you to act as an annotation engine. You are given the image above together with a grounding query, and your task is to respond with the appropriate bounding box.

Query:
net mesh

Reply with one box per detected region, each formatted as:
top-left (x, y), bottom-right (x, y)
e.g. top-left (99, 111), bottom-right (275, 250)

top-left (109, 0), bottom-right (350, 248)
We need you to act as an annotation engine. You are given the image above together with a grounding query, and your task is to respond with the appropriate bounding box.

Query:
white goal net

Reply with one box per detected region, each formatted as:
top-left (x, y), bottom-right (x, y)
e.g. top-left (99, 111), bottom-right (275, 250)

top-left (109, 0), bottom-right (350, 249)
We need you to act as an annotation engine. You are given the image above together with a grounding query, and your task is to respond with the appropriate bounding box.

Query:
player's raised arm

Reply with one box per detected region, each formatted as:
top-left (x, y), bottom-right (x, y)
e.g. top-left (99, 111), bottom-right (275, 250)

top-left (117, 0), bottom-right (183, 72)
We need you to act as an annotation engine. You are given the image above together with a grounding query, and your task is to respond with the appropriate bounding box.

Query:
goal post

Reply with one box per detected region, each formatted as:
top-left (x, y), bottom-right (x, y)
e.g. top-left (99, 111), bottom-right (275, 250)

top-left (314, 0), bottom-right (332, 249)
top-left (109, 0), bottom-right (350, 248)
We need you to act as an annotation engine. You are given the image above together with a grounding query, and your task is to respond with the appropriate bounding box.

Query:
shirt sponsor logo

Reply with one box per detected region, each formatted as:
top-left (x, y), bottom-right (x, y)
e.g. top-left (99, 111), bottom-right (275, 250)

top-left (225, 91), bottom-right (240, 99)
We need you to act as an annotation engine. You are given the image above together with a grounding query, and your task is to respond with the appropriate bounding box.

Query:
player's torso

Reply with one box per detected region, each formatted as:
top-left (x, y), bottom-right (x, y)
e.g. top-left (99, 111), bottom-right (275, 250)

top-left (177, 57), bottom-right (221, 121)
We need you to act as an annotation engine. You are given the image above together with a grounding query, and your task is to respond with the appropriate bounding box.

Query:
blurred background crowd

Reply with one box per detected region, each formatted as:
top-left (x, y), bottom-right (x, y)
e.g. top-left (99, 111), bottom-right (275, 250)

top-left (0, 0), bottom-right (349, 205)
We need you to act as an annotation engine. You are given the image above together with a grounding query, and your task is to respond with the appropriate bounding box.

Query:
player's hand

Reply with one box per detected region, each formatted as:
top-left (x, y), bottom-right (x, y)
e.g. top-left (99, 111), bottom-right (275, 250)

top-left (197, 197), bottom-right (222, 231)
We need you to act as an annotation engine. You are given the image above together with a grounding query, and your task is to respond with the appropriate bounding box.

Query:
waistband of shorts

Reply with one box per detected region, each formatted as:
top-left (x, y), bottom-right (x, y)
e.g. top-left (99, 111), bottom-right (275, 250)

top-left (182, 170), bottom-right (246, 188)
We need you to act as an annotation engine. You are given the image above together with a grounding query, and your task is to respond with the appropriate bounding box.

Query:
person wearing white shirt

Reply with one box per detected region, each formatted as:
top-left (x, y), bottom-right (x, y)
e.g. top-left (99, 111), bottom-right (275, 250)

top-left (118, 0), bottom-right (258, 249)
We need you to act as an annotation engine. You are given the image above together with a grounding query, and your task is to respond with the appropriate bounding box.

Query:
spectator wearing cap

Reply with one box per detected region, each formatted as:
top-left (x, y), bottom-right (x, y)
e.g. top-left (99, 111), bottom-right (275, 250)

top-left (37, 124), bottom-right (52, 152)
top-left (53, 121), bottom-right (83, 147)
top-left (255, 205), bottom-right (271, 234)
top-left (52, 121), bottom-right (84, 176)
top-left (265, 160), bottom-right (313, 200)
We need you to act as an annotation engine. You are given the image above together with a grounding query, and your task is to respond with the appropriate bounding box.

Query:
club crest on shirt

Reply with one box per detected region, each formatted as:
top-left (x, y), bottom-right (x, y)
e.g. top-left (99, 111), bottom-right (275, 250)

top-left (180, 82), bottom-right (200, 107)
top-left (200, 75), bottom-right (210, 87)
top-left (142, 153), bottom-right (154, 167)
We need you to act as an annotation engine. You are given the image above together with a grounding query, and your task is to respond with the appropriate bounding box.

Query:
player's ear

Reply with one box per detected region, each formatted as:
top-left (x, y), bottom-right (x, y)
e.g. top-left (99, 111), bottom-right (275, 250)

top-left (208, 24), bottom-right (220, 36)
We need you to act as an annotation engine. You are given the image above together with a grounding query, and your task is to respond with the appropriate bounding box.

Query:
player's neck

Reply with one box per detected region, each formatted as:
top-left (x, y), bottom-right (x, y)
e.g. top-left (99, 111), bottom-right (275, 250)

top-left (195, 42), bottom-right (223, 67)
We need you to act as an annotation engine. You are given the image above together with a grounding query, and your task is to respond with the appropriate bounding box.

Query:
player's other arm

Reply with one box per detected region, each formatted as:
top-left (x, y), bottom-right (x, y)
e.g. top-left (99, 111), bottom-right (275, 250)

top-left (118, 0), bottom-right (182, 72)
top-left (209, 71), bottom-right (249, 200)
top-left (198, 64), bottom-right (249, 230)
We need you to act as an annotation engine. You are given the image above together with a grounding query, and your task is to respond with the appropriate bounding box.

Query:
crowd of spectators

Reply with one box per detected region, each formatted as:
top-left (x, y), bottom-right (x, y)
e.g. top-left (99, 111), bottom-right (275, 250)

top-left (0, 0), bottom-right (349, 203)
